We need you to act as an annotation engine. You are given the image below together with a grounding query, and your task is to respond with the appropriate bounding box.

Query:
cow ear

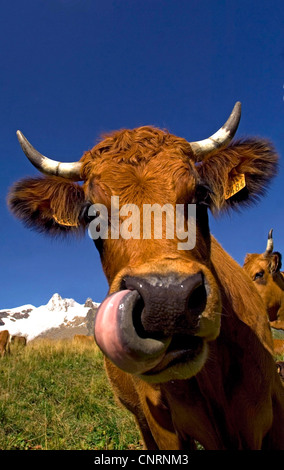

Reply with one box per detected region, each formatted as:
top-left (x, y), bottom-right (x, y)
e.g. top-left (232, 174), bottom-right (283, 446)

top-left (196, 138), bottom-right (279, 213)
top-left (7, 176), bottom-right (86, 236)
top-left (270, 252), bottom-right (282, 274)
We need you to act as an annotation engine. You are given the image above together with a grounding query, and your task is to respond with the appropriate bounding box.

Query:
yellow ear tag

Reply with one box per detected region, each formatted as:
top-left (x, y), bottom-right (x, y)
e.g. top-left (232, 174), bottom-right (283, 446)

top-left (224, 173), bottom-right (246, 200)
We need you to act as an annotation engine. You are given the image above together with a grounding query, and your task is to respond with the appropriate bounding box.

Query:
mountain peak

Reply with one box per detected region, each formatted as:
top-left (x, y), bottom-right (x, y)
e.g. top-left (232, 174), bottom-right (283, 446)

top-left (46, 293), bottom-right (75, 312)
top-left (84, 297), bottom-right (94, 308)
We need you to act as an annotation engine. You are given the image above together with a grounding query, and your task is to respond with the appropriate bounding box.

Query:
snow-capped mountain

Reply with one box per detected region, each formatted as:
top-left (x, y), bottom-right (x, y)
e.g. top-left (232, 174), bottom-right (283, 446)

top-left (0, 293), bottom-right (100, 342)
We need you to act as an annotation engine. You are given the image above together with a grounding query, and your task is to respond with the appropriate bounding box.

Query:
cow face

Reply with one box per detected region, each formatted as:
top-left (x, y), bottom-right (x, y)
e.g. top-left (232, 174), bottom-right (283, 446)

top-left (80, 132), bottom-right (222, 382)
top-left (8, 103), bottom-right (279, 383)
top-left (244, 252), bottom-right (282, 285)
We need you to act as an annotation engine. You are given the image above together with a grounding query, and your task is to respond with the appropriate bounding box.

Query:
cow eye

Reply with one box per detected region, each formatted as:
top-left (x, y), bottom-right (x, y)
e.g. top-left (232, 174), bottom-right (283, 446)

top-left (254, 271), bottom-right (264, 280)
top-left (79, 202), bottom-right (98, 225)
top-left (195, 184), bottom-right (213, 207)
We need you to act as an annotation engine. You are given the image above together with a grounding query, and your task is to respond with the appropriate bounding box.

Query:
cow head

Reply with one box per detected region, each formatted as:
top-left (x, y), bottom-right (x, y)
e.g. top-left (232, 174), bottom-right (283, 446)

top-left (243, 229), bottom-right (283, 322)
top-left (8, 102), bottom-right (279, 382)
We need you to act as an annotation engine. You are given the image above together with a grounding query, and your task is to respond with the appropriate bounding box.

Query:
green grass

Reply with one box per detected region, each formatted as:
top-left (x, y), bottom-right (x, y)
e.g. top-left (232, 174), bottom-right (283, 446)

top-left (0, 339), bottom-right (282, 451)
top-left (271, 327), bottom-right (284, 340)
top-left (0, 339), bottom-right (141, 450)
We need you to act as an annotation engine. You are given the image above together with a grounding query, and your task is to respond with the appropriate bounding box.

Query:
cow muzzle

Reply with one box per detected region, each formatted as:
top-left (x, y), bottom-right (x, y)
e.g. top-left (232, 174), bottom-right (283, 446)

top-left (94, 273), bottom-right (217, 382)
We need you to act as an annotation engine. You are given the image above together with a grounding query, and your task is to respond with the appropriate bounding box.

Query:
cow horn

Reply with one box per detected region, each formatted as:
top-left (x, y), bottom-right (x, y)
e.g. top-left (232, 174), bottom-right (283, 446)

top-left (263, 228), bottom-right (274, 257)
top-left (190, 101), bottom-right (242, 160)
top-left (16, 131), bottom-right (83, 181)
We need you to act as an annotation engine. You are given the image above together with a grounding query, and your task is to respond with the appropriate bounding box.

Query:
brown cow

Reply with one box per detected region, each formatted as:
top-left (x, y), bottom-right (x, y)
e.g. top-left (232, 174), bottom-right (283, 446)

top-left (243, 229), bottom-right (284, 330)
top-left (7, 102), bottom-right (284, 449)
top-left (0, 330), bottom-right (10, 357)
top-left (10, 335), bottom-right (27, 347)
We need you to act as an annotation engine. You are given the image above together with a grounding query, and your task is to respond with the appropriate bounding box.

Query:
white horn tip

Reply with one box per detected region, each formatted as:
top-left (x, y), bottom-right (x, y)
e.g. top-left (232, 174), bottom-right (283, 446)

top-left (16, 130), bottom-right (27, 147)
top-left (190, 101), bottom-right (242, 159)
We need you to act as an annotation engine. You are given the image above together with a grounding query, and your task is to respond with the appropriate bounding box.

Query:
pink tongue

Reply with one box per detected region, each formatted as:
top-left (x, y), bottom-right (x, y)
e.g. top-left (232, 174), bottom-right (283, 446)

top-left (94, 290), bottom-right (169, 375)
top-left (94, 290), bottom-right (132, 364)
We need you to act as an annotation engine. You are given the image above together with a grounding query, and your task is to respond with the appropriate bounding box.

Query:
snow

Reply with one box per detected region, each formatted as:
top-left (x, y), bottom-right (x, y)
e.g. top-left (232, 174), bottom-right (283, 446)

top-left (0, 304), bottom-right (35, 313)
top-left (0, 293), bottom-right (99, 342)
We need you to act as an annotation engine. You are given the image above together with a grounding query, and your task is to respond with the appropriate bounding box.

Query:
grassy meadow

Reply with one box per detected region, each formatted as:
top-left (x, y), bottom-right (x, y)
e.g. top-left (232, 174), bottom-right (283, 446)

top-left (0, 339), bottom-right (141, 450)
top-left (0, 338), bottom-right (282, 451)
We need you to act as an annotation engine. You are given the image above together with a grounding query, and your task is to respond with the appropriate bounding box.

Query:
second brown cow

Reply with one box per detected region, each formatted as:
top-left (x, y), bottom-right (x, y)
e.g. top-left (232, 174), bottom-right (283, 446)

top-left (243, 229), bottom-right (284, 330)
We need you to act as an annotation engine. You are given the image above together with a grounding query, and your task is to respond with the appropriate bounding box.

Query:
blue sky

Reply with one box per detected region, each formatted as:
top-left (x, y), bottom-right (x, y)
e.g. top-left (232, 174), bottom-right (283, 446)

top-left (1, 0), bottom-right (284, 308)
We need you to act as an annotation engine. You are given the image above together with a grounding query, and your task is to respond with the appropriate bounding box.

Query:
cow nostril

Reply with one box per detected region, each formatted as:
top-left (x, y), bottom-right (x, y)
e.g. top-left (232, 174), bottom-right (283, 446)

top-left (187, 283), bottom-right (207, 317)
top-left (132, 294), bottom-right (165, 341)
top-left (131, 295), bottom-right (148, 339)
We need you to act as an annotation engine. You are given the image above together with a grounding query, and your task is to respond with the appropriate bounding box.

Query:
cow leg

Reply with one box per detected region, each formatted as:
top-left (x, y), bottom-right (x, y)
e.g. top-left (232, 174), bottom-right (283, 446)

top-left (133, 379), bottom-right (185, 450)
top-left (104, 358), bottom-right (159, 449)
top-left (132, 414), bottom-right (159, 450)
top-left (5, 342), bottom-right (10, 355)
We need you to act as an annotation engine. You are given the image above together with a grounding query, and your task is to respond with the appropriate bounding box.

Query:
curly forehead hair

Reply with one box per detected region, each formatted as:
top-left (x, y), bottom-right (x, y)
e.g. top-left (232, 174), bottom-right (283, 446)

top-left (81, 126), bottom-right (194, 174)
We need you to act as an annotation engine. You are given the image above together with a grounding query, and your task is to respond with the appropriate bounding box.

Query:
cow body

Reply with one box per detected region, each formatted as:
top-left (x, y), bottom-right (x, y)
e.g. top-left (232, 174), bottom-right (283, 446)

top-left (10, 335), bottom-right (27, 347)
top-left (273, 339), bottom-right (284, 356)
top-left (0, 330), bottom-right (10, 357)
top-left (8, 103), bottom-right (284, 449)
